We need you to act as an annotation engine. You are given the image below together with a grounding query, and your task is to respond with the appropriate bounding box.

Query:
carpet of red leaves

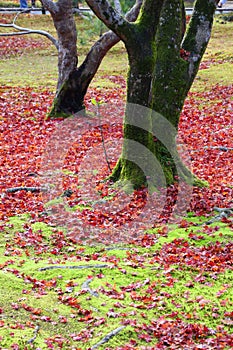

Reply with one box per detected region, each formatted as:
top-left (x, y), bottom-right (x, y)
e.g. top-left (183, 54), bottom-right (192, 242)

top-left (0, 81), bottom-right (232, 224)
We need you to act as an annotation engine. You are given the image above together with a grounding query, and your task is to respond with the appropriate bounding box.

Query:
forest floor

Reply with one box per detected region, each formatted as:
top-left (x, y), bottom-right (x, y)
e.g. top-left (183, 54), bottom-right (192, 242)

top-left (0, 11), bottom-right (232, 350)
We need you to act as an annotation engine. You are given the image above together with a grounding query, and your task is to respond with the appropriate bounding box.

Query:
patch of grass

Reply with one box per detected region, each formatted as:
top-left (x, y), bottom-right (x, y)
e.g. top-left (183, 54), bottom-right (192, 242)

top-left (192, 62), bottom-right (233, 93)
top-left (0, 54), bottom-right (58, 89)
top-left (191, 19), bottom-right (233, 92)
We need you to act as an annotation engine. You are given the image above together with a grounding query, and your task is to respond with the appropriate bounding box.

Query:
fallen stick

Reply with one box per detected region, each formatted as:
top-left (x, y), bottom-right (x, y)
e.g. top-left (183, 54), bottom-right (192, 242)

top-left (27, 325), bottom-right (40, 344)
top-left (39, 264), bottom-right (109, 271)
top-left (192, 146), bottom-right (233, 153)
top-left (201, 207), bottom-right (233, 225)
top-left (6, 186), bottom-right (47, 193)
top-left (91, 326), bottom-right (126, 349)
top-left (204, 146), bottom-right (233, 151)
top-left (4, 187), bottom-right (72, 197)
top-left (82, 278), bottom-right (99, 297)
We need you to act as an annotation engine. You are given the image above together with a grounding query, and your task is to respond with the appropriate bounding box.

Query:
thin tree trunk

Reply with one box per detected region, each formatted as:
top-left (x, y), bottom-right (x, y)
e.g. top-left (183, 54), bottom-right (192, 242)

top-left (48, 0), bottom-right (143, 117)
top-left (42, 0), bottom-right (78, 91)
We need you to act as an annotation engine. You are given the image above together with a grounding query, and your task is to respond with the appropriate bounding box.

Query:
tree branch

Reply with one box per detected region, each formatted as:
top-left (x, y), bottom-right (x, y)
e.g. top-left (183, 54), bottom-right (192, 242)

top-left (205, 146), bottom-right (233, 151)
top-left (191, 146), bottom-right (233, 152)
top-left (27, 325), bottom-right (40, 344)
top-left (5, 187), bottom-right (47, 193)
top-left (182, 0), bottom-right (217, 82)
top-left (138, 0), bottom-right (165, 32)
top-left (86, 0), bottom-right (131, 41)
top-left (82, 278), bottom-right (99, 297)
top-left (156, 0), bottom-right (184, 57)
top-left (202, 207), bottom-right (233, 225)
top-left (113, 0), bottom-right (122, 14)
top-left (0, 11), bottom-right (58, 48)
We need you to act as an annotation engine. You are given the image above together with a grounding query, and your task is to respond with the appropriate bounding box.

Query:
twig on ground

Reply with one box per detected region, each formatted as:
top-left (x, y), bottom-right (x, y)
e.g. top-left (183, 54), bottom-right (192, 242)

top-left (4, 187), bottom-right (72, 197)
top-left (27, 325), bottom-right (40, 344)
top-left (105, 246), bottom-right (130, 251)
top-left (192, 146), bottom-right (233, 152)
top-left (39, 264), bottom-right (110, 271)
top-left (204, 146), bottom-right (233, 151)
top-left (5, 187), bottom-right (47, 193)
top-left (91, 326), bottom-right (126, 349)
top-left (96, 103), bottom-right (112, 172)
top-left (82, 277), bottom-right (99, 297)
top-left (201, 207), bottom-right (233, 225)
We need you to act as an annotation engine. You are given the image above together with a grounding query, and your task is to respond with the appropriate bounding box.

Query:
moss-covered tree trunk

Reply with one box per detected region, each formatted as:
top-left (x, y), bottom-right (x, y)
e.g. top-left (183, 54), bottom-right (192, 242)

top-left (110, 52), bottom-right (156, 188)
top-left (87, 0), bottom-right (217, 188)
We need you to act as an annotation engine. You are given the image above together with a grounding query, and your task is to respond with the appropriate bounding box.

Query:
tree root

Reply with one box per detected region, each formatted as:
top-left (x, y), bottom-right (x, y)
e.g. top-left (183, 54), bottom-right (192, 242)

top-left (91, 326), bottom-right (126, 349)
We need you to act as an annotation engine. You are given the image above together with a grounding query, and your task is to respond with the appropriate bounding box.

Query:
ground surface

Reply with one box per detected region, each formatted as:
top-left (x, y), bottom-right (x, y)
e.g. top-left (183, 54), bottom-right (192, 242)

top-left (0, 11), bottom-right (233, 350)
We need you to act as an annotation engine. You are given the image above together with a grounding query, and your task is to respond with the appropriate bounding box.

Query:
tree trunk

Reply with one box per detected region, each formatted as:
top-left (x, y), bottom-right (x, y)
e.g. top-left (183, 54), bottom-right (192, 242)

top-left (40, 0), bottom-right (79, 116)
top-left (41, 0), bottom-right (78, 89)
top-left (100, 0), bottom-right (216, 189)
top-left (48, 31), bottom-right (121, 117)
top-left (78, 0), bottom-right (217, 189)
top-left (110, 37), bottom-right (157, 189)
top-left (47, 0), bottom-right (143, 117)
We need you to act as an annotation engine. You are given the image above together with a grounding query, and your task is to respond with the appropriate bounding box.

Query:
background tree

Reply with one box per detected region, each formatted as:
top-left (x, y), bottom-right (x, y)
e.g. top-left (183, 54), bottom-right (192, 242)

top-left (86, 0), bottom-right (218, 189)
top-left (41, 0), bottom-right (142, 116)
top-left (0, 0), bottom-right (142, 116)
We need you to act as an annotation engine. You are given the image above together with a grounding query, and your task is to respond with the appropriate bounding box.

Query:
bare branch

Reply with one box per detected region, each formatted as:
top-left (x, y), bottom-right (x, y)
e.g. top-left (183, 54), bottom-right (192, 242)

top-left (0, 11), bottom-right (58, 48)
top-left (5, 187), bottom-right (47, 193)
top-left (202, 207), bottom-right (233, 225)
top-left (82, 278), bottom-right (99, 297)
top-left (125, 0), bottom-right (143, 22)
top-left (27, 325), bottom-right (40, 344)
top-left (191, 146), bottom-right (233, 152)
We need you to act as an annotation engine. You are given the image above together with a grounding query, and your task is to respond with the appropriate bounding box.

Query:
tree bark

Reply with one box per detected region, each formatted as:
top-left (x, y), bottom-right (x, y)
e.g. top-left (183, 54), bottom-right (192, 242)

top-left (48, 0), bottom-right (143, 117)
top-left (42, 0), bottom-right (78, 91)
top-left (87, 0), bottom-right (217, 189)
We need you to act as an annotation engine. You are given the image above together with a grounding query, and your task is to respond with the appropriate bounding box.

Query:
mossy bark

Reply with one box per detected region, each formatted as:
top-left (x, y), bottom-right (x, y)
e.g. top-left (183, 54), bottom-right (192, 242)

top-left (48, 69), bottom-right (87, 118)
top-left (107, 0), bottom-right (217, 189)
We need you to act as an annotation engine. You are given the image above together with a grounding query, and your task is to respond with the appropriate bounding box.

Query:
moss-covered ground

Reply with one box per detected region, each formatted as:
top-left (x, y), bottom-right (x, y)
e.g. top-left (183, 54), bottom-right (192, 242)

top-left (0, 10), bottom-right (232, 350)
top-left (0, 213), bottom-right (232, 349)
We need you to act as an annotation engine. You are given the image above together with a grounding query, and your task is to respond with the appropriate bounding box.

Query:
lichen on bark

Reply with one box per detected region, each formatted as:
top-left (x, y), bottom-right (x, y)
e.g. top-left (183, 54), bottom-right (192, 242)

top-left (82, 0), bottom-right (218, 189)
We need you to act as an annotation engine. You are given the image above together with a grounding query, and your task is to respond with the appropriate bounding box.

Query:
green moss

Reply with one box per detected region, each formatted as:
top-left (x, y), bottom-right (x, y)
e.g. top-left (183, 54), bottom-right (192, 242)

top-left (193, 177), bottom-right (209, 188)
top-left (0, 213), bottom-right (232, 348)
